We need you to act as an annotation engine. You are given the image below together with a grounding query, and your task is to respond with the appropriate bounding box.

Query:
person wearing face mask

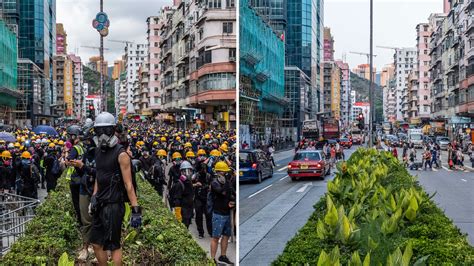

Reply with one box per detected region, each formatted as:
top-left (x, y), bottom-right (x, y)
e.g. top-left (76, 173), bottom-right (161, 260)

top-left (43, 143), bottom-right (60, 192)
top-left (209, 161), bottom-right (235, 265)
top-left (150, 149), bottom-right (167, 196)
top-left (139, 147), bottom-right (155, 178)
top-left (65, 125), bottom-right (85, 229)
top-left (167, 152), bottom-right (183, 209)
top-left (0, 150), bottom-right (15, 193)
top-left (171, 160), bottom-right (194, 228)
top-left (18, 151), bottom-right (38, 198)
top-left (194, 158), bottom-right (212, 238)
top-left (88, 112), bottom-right (141, 265)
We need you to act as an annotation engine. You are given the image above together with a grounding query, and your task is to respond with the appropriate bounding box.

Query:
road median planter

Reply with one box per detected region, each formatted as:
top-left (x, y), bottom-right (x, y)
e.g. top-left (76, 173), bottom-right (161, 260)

top-left (1, 172), bottom-right (207, 265)
top-left (274, 148), bottom-right (474, 265)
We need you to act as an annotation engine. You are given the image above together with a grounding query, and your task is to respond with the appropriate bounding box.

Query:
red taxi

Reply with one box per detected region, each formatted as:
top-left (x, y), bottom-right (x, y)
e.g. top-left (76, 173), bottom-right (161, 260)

top-left (339, 137), bottom-right (352, 148)
top-left (287, 150), bottom-right (330, 181)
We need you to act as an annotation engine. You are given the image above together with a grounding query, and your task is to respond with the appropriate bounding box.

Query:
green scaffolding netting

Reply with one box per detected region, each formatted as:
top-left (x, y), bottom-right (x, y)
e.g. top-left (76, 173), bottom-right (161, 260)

top-left (0, 19), bottom-right (18, 92)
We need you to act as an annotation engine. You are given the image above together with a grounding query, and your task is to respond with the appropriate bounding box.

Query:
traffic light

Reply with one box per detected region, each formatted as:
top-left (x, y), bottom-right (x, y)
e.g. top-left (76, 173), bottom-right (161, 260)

top-left (87, 104), bottom-right (95, 119)
top-left (357, 113), bottom-right (364, 130)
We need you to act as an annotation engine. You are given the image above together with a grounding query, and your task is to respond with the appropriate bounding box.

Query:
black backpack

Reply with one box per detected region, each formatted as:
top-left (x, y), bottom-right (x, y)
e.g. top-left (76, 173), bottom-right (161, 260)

top-left (51, 157), bottom-right (61, 175)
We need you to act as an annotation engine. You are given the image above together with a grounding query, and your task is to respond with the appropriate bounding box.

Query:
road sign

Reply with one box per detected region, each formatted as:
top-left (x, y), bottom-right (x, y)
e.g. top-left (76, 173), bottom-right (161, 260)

top-left (96, 12), bottom-right (108, 23)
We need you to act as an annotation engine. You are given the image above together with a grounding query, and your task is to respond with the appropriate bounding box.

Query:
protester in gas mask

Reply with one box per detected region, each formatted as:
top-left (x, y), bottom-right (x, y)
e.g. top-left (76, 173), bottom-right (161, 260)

top-left (171, 160), bottom-right (194, 228)
top-left (89, 112), bottom-right (141, 265)
top-left (167, 152), bottom-right (183, 208)
top-left (0, 150), bottom-right (15, 193)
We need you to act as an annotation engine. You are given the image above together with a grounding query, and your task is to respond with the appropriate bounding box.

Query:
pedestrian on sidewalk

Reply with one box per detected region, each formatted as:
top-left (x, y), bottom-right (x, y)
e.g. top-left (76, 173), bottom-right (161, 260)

top-left (423, 148), bottom-right (432, 170)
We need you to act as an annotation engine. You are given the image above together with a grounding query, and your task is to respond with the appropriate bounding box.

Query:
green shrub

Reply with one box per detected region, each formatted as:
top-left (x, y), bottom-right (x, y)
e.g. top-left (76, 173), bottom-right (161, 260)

top-left (274, 148), bottom-right (474, 265)
top-left (1, 173), bottom-right (207, 265)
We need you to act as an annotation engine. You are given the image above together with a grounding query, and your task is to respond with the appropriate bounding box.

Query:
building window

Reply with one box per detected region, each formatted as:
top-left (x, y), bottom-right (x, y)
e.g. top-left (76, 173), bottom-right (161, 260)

top-left (154, 97), bottom-right (159, 104)
top-left (154, 30), bottom-right (159, 35)
top-left (154, 42), bottom-right (158, 47)
top-left (223, 22), bottom-right (233, 34)
top-left (154, 87), bottom-right (159, 92)
top-left (208, 0), bottom-right (221, 9)
top-left (226, 0), bottom-right (235, 8)
top-left (197, 72), bottom-right (235, 92)
top-left (154, 53), bottom-right (159, 59)
top-left (424, 50), bottom-right (427, 54)
top-left (424, 95), bottom-right (428, 100)
top-left (154, 74), bottom-right (159, 81)
top-left (229, 48), bottom-right (236, 60)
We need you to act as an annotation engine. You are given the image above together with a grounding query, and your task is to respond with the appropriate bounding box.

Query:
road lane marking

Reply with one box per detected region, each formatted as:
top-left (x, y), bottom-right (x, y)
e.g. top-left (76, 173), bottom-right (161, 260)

top-left (296, 182), bottom-right (312, 193)
top-left (278, 166), bottom-right (288, 171)
top-left (442, 166), bottom-right (452, 172)
top-left (433, 168), bottom-right (438, 172)
top-left (248, 184), bottom-right (273, 199)
top-left (465, 165), bottom-right (474, 171)
top-left (461, 179), bottom-right (467, 182)
top-left (279, 175), bottom-right (288, 181)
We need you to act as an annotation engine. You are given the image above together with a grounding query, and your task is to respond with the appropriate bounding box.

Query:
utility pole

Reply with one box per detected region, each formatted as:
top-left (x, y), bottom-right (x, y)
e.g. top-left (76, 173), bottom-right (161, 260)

top-left (100, 0), bottom-right (105, 112)
top-left (369, 0), bottom-right (374, 148)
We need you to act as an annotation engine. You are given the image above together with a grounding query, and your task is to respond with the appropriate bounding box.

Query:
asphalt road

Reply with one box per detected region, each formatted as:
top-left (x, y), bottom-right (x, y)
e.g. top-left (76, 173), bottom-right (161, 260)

top-left (239, 146), bottom-right (358, 266)
top-left (392, 146), bottom-right (474, 246)
top-left (239, 145), bottom-right (473, 266)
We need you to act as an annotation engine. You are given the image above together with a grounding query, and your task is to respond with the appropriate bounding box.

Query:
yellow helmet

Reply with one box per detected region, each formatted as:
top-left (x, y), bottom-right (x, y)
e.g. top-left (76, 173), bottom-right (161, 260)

top-left (184, 142), bottom-right (192, 148)
top-left (204, 134), bottom-right (211, 139)
top-left (16, 136), bottom-right (21, 141)
top-left (157, 149), bottom-right (167, 157)
top-left (178, 131), bottom-right (182, 135)
top-left (53, 139), bottom-right (58, 144)
top-left (176, 136), bottom-right (181, 141)
top-left (20, 137), bottom-right (26, 143)
top-left (48, 143), bottom-right (56, 148)
top-left (21, 151), bottom-right (31, 159)
top-left (186, 151), bottom-right (195, 158)
top-left (1, 150), bottom-right (12, 159)
top-left (161, 137), bottom-right (167, 142)
top-left (58, 140), bottom-right (65, 145)
top-left (185, 133), bottom-right (190, 138)
top-left (153, 141), bottom-right (159, 146)
top-left (197, 149), bottom-right (207, 156)
top-left (14, 142), bottom-right (21, 148)
top-left (172, 152), bottom-right (182, 160)
top-left (214, 161), bottom-right (231, 172)
top-left (219, 144), bottom-right (228, 153)
top-left (210, 149), bottom-right (221, 157)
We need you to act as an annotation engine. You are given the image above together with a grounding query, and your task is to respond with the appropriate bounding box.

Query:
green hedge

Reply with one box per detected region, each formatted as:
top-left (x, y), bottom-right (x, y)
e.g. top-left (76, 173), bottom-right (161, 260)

top-left (274, 148), bottom-right (474, 265)
top-left (1, 172), bottom-right (207, 265)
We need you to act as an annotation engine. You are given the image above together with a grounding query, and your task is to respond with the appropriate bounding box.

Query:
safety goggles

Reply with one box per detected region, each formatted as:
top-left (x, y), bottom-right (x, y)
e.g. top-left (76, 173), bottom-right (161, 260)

top-left (95, 126), bottom-right (115, 137)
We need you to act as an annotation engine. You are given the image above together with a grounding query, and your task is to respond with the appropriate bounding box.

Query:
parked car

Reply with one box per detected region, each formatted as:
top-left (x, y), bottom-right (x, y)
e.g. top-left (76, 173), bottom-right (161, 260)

top-left (435, 136), bottom-right (450, 150)
top-left (288, 150), bottom-right (330, 181)
top-left (397, 133), bottom-right (408, 145)
top-left (339, 137), bottom-right (352, 148)
top-left (239, 149), bottom-right (273, 183)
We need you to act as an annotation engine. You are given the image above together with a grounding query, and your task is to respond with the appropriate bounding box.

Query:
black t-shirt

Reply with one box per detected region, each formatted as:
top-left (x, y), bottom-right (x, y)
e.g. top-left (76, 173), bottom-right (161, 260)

top-left (95, 144), bottom-right (127, 203)
top-left (211, 177), bottom-right (234, 216)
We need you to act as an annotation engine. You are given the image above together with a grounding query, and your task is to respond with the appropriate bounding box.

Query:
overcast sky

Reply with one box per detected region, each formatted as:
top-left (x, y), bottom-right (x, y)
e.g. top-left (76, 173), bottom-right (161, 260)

top-left (57, 0), bottom-right (168, 65)
top-left (57, 0), bottom-right (444, 69)
top-left (325, 0), bottom-right (443, 71)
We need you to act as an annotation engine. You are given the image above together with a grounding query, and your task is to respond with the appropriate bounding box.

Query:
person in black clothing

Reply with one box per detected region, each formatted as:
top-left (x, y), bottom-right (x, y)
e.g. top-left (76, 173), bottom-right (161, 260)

top-left (89, 112), bottom-right (141, 265)
top-left (210, 161), bottom-right (235, 265)
top-left (139, 147), bottom-right (155, 176)
top-left (0, 150), bottom-right (15, 192)
top-left (171, 160), bottom-right (194, 228)
top-left (43, 143), bottom-right (60, 192)
top-left (193, 161), bottom-right (212, 238)
top-left (167, 152), bottom-right (182, 207)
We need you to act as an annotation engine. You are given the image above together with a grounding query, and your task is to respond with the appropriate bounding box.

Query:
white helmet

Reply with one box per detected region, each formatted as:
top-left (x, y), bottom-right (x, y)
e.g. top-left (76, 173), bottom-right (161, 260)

top-left (41, 138), bottom-right (48, 144)
top-left (7, 143), bottom-right (14, 149)
top-left (35, 139), bottom-right (41, 144)
top-left (94, 112), bottom-right (116, 127)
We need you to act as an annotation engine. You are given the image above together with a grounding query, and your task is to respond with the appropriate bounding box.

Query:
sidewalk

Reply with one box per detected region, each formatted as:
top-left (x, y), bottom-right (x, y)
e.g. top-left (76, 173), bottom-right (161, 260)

top-left (188, 216), bottom-right (237, 264)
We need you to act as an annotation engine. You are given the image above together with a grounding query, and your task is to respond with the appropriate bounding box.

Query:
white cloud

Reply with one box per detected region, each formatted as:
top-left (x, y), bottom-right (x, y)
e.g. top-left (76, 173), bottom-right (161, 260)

top-left (57, 0), bottom-right (168, 65)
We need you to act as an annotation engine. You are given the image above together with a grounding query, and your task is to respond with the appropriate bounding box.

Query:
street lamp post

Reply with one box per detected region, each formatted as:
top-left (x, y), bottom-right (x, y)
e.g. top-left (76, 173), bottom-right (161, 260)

top-left (369, 0), bottom-right (374, 148)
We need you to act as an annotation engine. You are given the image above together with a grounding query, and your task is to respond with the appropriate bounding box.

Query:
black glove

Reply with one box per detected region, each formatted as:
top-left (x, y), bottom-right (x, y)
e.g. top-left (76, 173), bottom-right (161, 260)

top-left (88, 195), bottom-right (99, 215)
top-left (130, 206), bottom-right (142, 228)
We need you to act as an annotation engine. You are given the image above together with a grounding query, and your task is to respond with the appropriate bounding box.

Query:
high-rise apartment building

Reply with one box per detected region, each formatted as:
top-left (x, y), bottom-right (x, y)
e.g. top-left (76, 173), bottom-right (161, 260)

top-left (352, 64), bottom-right (376, 81)
top-left (146, 15), bottom-right (164, 112)
top-left (335, 60), bottom-right (351, 128)
top-left (0, 19), bottom-right (19, 125)
top-left (56, 23), bottom-right (67, 55)
top-left (322, 61), bottom-right (341, 119)
top-left (112, 59), bottom-right (125, 80)
top-left (88, 56), bottom-right (108, 77)
top-left (18, 0), bottom-right (56, 121)
top-left (324, 27), bottom-right (334, 61)
top-left (123, 43), bottom-right (147, 114)
top-left (393, 48), bottom-right (416, 121)
top-left (380, 64), bottom-right (395, 87)
top-left (157, 0), bottom-right (237, 130)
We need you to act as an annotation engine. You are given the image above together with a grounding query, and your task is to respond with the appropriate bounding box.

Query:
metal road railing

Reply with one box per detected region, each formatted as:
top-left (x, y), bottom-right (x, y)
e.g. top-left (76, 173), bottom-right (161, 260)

top-left (0, 192), bottom-right (40, 257)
